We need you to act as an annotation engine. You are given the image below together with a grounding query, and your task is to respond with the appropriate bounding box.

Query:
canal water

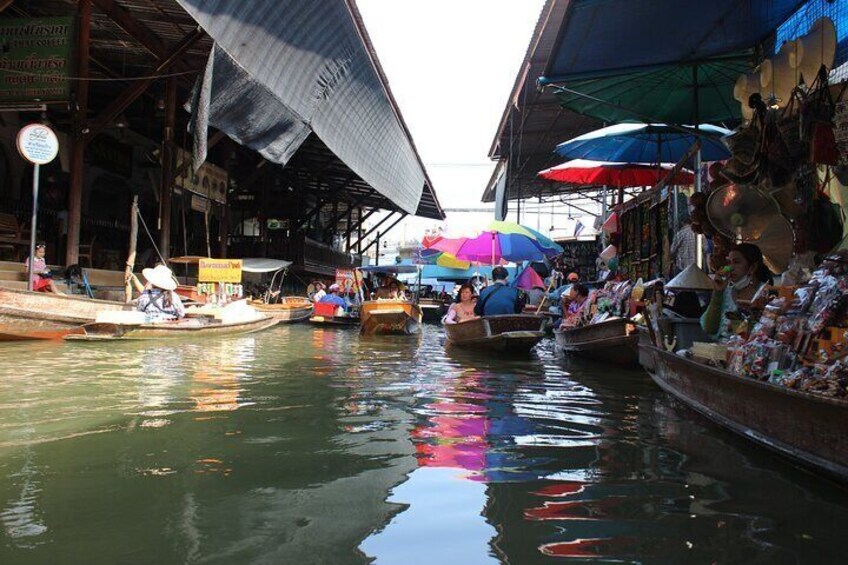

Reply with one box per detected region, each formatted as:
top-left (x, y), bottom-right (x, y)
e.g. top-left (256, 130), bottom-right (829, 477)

top-left (1, 325), bottom-right (847, 564)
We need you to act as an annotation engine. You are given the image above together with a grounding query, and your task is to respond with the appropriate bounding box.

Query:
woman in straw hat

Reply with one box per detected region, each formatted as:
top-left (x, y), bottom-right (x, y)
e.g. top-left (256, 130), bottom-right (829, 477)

top-left (128, 264), bottom-right (185, 319)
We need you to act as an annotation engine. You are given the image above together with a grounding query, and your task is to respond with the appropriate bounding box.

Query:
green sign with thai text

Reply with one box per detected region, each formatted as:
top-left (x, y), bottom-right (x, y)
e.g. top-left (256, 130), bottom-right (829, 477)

top-left (0, 17), bottom-right (74, 104)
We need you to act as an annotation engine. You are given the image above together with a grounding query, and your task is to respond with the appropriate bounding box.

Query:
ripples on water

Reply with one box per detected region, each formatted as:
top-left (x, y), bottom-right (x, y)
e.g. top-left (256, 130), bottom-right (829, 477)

top-left (1, 326), bottom-right (848, 564)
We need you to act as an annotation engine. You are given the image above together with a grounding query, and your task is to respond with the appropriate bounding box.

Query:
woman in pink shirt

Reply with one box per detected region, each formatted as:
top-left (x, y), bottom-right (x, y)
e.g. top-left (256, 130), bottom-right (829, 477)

top-left (25, 243), bottom-right (63, 294)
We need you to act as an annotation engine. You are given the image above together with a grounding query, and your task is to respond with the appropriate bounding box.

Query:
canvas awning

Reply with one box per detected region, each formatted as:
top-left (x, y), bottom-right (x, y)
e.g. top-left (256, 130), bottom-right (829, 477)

top-left (176, 0), bottom-right (439, 217)
top-left (539, 0), bottom-right (808, 124)
top-left (241, 258), bottom-right (293, 273)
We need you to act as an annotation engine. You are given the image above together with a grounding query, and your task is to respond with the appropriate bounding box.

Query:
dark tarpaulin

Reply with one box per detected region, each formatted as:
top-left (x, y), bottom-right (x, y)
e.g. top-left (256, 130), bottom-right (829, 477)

top-left (544, 0), bottom-right (807, 81)
top-left (177, 0), bottom-right (427, 215)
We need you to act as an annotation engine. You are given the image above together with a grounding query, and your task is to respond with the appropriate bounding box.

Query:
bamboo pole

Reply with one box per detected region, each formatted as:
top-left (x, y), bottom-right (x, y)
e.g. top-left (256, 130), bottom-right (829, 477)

top-left (535, 275), bottom-right (557, 315)
top-left (124, 196), bottom-right (139, 303)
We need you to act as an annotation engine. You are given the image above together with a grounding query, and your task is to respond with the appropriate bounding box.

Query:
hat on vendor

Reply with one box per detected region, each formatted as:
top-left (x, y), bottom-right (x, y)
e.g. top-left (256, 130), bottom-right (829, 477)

top-left (142, 264), bottom-right (177, 291)
top-left (666, 264), bottom-right (713, 291)
top-left (567, 272), bottom-right (579, 282)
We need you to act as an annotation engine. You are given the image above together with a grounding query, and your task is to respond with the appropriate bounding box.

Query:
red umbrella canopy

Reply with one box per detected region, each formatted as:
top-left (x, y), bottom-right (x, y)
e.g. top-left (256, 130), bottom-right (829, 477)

top-left (537, 159), bottom-right (694, 188)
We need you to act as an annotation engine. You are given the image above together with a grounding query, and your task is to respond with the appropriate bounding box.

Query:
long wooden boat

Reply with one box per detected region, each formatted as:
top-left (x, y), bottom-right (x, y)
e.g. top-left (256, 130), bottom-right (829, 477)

top-left (553, 317), bottom-right (639, 366)
top-left (251, 296), bottom-right (312, 324)
top-left (419, 298), bottom-right (448, 324)
top-left (642, 344), bottom-right (848, 483)
top-left (444, 314), bottom-right (546, 354)
top-left (309, 300), bottom-right (359, 327)
top-left (0, 286), bottom-right (125, 341)
top-left (65, 314), bottom-right (277, 341)
top-left (359, 300), bottom-right (422, 335)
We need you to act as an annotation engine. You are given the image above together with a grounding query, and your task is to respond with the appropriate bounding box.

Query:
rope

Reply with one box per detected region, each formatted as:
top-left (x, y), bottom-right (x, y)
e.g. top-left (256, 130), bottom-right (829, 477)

top-left (136, 207), bottom-right (167, 265)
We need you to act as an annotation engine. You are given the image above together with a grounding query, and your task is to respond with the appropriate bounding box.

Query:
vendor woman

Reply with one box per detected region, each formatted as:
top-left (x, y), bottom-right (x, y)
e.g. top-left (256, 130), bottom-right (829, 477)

top-left (128, 264), bottom-right (185, 320)
top-left (701, 243), bottom-right (772, 338)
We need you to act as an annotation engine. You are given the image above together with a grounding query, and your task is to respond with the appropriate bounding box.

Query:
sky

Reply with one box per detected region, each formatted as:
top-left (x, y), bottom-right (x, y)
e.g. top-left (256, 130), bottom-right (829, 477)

top-left (356, 0), bottom-right (549, 245)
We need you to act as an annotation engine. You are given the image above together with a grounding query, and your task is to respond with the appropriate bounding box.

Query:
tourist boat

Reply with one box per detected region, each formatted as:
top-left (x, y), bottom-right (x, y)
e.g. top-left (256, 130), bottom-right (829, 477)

top-left (251, 296), bottom-right (312, 324)
top-left (642, 344), bottom-right (848, 483)
top-left (0, 286), bottom-right (125, 341)
top-left (553, 317), bottom-right (639, 366)
top-left (309, 301), bottom-right (360, 327)
top-left (444, 314), bottom-right (546, 354)
top-left (65, 312), bottom-right (277, 341)
top-left (357, 265), bottom-right (423, 335)
top-left (359, 300), bottom-right (422, 335)
top-left (419, 297), bottom-right (448, 324)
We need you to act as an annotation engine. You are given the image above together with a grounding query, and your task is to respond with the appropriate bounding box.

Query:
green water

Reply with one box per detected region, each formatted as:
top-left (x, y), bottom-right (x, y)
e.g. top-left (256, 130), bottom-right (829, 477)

top-left (1, 325), bottom-right (847, 564)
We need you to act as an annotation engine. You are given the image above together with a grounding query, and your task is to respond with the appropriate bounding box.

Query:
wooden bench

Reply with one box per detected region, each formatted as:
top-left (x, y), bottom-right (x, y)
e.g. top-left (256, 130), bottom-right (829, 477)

top-left (0, 213), bottom-right (29, 261)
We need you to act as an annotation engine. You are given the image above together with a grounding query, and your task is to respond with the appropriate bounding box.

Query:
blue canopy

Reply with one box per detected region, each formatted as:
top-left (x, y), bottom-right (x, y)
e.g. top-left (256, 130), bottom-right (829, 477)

top-left (544, 0), bottom-right (806, 81)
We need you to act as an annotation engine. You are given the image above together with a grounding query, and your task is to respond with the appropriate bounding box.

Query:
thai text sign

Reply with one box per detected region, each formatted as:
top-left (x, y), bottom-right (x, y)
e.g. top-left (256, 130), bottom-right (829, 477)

top-left (175, 147), bottom-right (228, 204)
top-left (199, 259), bottom-right (242, 283)
top-left (16, 123), bottom-right (59, 164)
top-left (335, 269), bottom-right (359, 293)
top-left (0, 18), bottom-right (74, 104)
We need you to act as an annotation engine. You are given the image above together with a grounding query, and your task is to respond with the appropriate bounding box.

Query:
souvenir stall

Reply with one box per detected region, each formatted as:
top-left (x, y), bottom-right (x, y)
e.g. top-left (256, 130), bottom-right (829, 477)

top-left (555, 238), bottom-right (599, 281)
top-left (642, 16), bottom-right (848, 482)
top-left (617, 192), bottom-right (671, 281)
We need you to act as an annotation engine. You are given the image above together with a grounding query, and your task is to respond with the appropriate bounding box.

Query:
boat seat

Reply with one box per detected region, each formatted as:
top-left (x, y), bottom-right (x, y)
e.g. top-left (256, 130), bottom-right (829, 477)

top-left (313, 302), bottom-right (338, 317)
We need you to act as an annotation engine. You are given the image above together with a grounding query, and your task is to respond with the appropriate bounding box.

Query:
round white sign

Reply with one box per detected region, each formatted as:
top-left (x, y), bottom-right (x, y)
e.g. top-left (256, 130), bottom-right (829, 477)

top-left (16, 123), bottom-right (59, 165)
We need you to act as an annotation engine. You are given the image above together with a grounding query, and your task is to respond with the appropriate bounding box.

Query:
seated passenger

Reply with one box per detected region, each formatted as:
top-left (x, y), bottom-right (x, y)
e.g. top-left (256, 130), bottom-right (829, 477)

top-left (474, 266), bottom-right (525, 316)
top-left (559, 283), bottom-right (590, 329)
top-left (444, 283), bottom-right (479, 324)
top-left (25, 243), bottom-right (64, 294)
top-left (129, 264), bottom-right (185, 319)
top-left (319, 284), bottom-right (347, 312)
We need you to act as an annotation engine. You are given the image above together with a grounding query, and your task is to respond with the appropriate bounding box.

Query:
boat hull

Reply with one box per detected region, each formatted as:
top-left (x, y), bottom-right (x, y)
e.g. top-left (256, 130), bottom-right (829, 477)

top-left (643, 344), bottom-right (848, 483)
top-left (309, 314), bottom-right (360, 327)
top-left (419, 299), bottom-right (447, 324)
top-left (252, 297), bottom-right (312, 324)
top-left (66, 315), bottom-right (277, 341)
top-left (444, 314), bottom-right (546, 354)
top-left (0, 286), bottom-right (125, 341)
top-left (360, 301), bottom-right (422, 335)
top-left (554, 318), bottom-right (639, 366)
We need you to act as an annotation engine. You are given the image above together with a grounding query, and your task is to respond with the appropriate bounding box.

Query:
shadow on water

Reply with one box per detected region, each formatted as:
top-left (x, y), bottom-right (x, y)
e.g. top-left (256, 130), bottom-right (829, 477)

top-left (1, 325), bottom-right (848, 564)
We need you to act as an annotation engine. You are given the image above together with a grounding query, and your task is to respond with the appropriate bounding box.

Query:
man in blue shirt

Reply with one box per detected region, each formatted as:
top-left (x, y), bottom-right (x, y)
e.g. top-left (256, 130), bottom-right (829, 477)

top-left (319, 284), bottom-right (347, 312)
top-left (474, 266), bottom-right (526, 316)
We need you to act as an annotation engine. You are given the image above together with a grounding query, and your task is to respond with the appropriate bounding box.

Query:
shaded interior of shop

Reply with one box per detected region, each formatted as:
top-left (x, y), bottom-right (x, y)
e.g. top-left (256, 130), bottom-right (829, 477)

top-left (0, 0), bottom-right (442, 283)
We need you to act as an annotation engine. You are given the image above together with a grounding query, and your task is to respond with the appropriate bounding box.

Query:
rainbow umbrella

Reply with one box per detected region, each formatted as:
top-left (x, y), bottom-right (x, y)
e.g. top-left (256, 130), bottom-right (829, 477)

top-left (426, 221), bottom-right (563, 264)
top-left (417, 248), bottom-right (471, 270)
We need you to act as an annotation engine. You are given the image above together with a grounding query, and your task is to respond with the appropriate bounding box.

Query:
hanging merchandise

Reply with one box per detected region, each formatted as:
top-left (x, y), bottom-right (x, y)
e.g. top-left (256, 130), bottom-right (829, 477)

top-left (808, 168), bottom-right (845, 254)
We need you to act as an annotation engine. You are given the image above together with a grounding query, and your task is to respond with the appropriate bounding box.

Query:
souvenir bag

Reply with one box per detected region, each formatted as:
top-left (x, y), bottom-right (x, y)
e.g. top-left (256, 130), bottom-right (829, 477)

top-left (832, 82), bottom-right (848, 182)
top-left (777, 87), bottom-right (807, 163)
top-left (808, 167), bottom-right (845, 254)
top-left (761, 109), bottom-right (795, 186)
top-left (802, 65), bottom-right (839, 165)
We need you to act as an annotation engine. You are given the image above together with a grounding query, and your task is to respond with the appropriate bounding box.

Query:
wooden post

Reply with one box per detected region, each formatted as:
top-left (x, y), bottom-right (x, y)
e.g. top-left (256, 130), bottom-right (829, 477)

top-left (159, 76), bottom-right (177, 261)
top-left (124, 196), bottom-right (138, 303)
top-left (219, 202), bottom-right (229, 258)
top-left (66, 0), bottom-right (90, 266)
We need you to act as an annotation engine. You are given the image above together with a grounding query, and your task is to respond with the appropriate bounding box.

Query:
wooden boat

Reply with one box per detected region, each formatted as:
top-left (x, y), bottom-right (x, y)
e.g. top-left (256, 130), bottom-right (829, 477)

top-left (309, 301), bottom-right (360, 327)
top-left (251, 296), bottom-right (312, 324)
top-left (65, 313), bottom-right (277, 341)
top-left (444, 314), bottom-right (546, 354)
top-left (0, 286), bottom-right (125, 341)
top-left (642, 344), bottom-right (848, 483)
top-left (419, 298), bottom-right (447, 324)
top-left (359, 300), bottom-right (422, 335)
top-left (553, 317), bottom-right (639, 366)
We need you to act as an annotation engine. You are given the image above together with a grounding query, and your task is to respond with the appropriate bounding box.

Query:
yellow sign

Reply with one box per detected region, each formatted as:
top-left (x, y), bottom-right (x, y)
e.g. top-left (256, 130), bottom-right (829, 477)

top-left (199, 259), bottom-right (242, 283)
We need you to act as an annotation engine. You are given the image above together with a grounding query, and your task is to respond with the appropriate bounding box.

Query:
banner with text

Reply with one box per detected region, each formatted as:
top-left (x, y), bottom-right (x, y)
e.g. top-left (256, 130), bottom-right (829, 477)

top-left (199, 259), bottom-right (242, 283)
top-left (0, 17), bottom-right (74, 104)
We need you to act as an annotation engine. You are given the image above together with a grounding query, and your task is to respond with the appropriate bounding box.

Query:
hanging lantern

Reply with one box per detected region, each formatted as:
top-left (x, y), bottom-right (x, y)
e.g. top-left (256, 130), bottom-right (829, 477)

top-left (760, 40), bottom-right (801, 106)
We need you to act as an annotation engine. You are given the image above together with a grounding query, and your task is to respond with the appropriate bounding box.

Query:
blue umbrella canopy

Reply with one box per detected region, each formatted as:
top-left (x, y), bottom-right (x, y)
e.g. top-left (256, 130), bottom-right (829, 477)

top-left (555, 123), bottom-right (732, 163)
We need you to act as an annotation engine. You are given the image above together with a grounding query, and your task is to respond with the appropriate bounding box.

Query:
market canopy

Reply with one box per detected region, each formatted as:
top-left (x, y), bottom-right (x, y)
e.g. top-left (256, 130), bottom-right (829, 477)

top-left (539, 0), bottom-right (807, 123)
top-left (241, 258), bottom-right (293, 273)
top-left (177, 0), bottom-right (436, 217)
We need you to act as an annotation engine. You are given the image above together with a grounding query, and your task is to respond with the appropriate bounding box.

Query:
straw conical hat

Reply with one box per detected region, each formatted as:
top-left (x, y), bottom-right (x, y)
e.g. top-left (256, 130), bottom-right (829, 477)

top-left (666, 264), bottom-right (713, 291)
top-left (142, 264), bottom-right (177, 291)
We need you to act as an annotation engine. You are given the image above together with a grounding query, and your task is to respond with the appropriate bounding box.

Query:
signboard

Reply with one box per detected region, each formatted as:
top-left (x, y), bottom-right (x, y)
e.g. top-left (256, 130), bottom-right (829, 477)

top-left (0, 17), bottom-right (74, 104)
top-left (199, 259), bottom-right (242, 283)
top-left (16, 123), bottom-right (59, 164)
top-left (174, 147), bottom-right (228, 204)
top-left (335, 269), bottom-right (359, 293)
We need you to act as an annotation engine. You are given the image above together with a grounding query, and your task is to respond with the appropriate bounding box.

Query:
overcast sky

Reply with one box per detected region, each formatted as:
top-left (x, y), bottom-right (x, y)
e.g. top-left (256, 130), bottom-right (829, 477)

top-left (357, 0), bottom-right (548, 242)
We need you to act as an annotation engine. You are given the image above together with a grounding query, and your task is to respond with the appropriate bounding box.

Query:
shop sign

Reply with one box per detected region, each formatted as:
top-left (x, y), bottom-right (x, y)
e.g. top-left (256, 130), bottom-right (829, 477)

top-left (174, 147), bottom-right (227, 204)
top-left (335, 269), bottom-right (359, 293)
top-left (16, 122), bottom-right (59, 164)
top-left (199, 258), bottom-right (242, 283)
top-left (0, 17), bottom-right (74, 104)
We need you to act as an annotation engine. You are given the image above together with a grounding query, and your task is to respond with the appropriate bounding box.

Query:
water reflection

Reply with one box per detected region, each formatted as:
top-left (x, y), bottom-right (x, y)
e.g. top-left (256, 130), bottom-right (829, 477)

top-left (1, 327), bottom-right (847, 563)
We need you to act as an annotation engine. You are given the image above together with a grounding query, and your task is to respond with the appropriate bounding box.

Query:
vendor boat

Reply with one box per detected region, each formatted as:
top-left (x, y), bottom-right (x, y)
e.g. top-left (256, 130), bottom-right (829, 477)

top-left (309, 301), bottom-right (360, 327)
top-left (553, 317), bottom-right (639, 366)
top-left (419, 297), bottom-right (448, 324)
top-left (0, 286), bottom-right (125, 341)
top-left (642, 344), bottom-right (848, 483)
top-left (65, 312), bottom-right (277, 341)
top-left (359, 300), bottom-right (422, 335)
top-left (444, 314), bottom-right (546, 354)
top-left (252, 296), bottom-right (312, 324)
